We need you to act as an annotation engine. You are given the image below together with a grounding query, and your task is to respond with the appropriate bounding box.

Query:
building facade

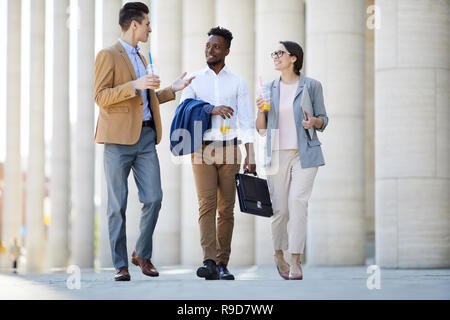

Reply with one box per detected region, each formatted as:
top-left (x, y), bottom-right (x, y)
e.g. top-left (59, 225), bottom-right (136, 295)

top-left (0, 0), bottom-right (449, 272)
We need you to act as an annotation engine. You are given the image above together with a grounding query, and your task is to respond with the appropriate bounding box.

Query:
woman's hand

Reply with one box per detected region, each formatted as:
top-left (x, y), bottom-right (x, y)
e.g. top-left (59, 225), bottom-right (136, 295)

top-left (256, 97), bottom-right (270, 113)
top-left (302, 110), bottom-right (316, 129)
top-left (302, 110), bottom-right (324, 130)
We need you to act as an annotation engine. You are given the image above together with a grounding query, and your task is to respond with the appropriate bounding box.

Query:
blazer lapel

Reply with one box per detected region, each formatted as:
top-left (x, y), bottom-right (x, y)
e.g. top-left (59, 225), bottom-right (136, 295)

top-left (294, 72), bottom-right (307, 101)
top-left (114, 42), bottom-right (137, 80)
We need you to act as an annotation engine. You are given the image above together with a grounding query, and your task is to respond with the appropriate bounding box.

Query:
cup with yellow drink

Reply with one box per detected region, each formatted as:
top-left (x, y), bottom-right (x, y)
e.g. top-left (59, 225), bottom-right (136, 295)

top-left (146, 64), bottom-right (160, 89)
top-left (257, 76), bottom-right (271, 112)
top-left (260, 87), bottom-right (271, 111)
top-left (220, 97), bottom-right (232, 134)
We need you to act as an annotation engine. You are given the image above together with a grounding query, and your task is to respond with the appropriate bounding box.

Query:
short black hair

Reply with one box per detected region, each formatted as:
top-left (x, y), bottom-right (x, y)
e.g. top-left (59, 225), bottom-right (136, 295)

top-left (207, 26), bottom-right (233, 49)
top-left (119, 2), bottom-right (149, 32)
top-left (279, 41), bottom-right (304, 75)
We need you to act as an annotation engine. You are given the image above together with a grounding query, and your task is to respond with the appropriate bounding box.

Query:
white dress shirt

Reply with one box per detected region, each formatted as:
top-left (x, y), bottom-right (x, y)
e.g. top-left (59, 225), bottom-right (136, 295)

top-left (180, 66), bottom-right (255, 144)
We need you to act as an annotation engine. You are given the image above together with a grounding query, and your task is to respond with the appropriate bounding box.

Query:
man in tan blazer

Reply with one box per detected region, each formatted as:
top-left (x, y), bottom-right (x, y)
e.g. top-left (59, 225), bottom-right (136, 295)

top-left (94, 2), bottom-right (193, 281)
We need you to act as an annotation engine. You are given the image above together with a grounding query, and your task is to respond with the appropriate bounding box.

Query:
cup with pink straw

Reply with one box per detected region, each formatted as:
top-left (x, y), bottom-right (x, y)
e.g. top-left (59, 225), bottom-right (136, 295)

top-left (258, 76), bottom-right (271, 111)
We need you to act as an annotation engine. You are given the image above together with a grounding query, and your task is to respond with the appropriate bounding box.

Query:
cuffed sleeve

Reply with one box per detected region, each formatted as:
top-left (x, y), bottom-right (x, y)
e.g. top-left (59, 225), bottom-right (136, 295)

top-left (156, 86), bottom-right (176, 104)
top-left (312, 81), bottom-right (328, 132)
top-left (203, 104), bottom-right (214, 114)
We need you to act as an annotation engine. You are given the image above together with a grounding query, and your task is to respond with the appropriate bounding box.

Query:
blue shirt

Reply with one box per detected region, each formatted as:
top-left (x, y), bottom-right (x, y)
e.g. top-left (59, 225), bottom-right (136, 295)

top-left (118, 38), bottom-right (151, 121)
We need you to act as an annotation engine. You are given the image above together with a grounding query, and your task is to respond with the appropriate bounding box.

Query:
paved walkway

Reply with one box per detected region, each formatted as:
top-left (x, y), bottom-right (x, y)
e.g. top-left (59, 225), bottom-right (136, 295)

top-left (1, 265), bottom-right (449, 300)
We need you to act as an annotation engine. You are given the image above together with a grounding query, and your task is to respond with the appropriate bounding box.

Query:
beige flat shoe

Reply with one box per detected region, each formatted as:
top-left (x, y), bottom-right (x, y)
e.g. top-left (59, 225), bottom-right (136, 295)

top-left (289, 264), bottom-right (303, 280)
top-left (274, 253), bottom-right (290, 280)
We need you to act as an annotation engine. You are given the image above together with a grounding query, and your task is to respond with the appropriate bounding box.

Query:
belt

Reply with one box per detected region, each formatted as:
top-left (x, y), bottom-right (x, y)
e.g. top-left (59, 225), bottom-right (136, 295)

top-left (203, 137), bottom-right (241, 147)
top-left (142, 120), bottom-right (154, 127)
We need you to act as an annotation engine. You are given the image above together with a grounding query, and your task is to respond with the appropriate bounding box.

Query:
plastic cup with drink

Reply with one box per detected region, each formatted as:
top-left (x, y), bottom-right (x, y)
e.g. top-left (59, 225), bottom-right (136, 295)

top-left (220, 97), bottom-right (232, 134)
top-left (146, 64), bottom-right (160, 89)
top-left (258, 76), bottom-right (271, 111)
top-left (147, 51), bottom-right (160, 89)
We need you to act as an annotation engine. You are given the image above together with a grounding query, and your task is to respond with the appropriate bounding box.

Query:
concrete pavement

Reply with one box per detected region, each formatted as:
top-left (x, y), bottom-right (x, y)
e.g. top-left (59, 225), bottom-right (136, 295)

top-left (1, 265), bottom-right (449, 300)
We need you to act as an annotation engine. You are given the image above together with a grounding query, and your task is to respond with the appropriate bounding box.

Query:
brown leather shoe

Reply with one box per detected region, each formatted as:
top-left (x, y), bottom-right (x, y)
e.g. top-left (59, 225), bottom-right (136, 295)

top-left (114, 267), bottom-right (130, 281)
top-left (131, 251), bottom-right (159, 277)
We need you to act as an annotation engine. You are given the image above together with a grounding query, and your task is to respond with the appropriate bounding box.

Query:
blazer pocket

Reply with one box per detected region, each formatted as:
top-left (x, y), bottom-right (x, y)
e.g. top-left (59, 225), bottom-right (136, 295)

top-left (107, 106), bottom-right (129, 113)
top-left (307, 139), bottom-right (322, 147)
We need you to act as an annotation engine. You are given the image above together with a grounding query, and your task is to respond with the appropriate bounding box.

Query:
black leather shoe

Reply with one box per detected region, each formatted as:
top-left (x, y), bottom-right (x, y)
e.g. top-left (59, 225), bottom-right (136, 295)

top-left (217, 263), bottom-right (235, 280)
top-left (196, 259), bottom-right (219, 280)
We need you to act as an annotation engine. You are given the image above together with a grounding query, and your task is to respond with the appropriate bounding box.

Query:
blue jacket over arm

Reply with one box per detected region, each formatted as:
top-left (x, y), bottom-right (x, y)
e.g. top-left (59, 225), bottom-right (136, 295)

top-left (170, 98), bottom-right (213, 156)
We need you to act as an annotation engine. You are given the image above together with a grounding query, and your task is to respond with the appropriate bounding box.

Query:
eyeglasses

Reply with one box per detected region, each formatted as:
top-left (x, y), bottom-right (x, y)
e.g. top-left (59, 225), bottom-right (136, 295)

top-left (270, 50), bottom-right (292, 59)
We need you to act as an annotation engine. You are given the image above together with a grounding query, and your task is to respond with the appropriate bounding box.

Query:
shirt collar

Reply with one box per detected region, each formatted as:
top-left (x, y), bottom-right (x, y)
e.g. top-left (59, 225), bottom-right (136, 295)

top-left (118, 38), bottom-right (140, 55)
top-left (203, 65), bottom-right (231, 76)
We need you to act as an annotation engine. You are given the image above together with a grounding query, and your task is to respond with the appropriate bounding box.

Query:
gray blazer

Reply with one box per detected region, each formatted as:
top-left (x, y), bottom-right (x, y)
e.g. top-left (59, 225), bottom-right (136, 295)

top-left (261, 72), bottom-right (328, 168)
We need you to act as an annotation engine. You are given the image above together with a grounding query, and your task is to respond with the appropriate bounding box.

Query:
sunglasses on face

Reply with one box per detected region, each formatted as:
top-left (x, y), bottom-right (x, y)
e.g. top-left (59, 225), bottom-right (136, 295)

top-left (270, 50), bottom-right (292, 59)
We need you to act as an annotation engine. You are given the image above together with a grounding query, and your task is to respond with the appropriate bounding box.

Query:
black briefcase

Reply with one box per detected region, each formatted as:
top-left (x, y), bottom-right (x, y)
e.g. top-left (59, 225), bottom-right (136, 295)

top-left (235, 170), bottom-right (273, 217)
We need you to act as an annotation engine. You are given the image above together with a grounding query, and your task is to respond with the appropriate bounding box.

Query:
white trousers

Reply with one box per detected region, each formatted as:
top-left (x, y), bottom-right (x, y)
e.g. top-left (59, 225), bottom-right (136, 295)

top-left (267, 150), bottom-right (318, 254)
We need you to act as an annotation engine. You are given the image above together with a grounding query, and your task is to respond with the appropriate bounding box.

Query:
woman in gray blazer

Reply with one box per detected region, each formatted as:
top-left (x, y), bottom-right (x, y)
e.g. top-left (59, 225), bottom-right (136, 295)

top-left (255, 41), bottom-right (328, 280)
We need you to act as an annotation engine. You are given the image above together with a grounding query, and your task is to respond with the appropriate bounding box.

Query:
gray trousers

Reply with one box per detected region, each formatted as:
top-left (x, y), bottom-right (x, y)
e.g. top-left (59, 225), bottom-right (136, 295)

top-left (104, 126), bottom-right (162, 269)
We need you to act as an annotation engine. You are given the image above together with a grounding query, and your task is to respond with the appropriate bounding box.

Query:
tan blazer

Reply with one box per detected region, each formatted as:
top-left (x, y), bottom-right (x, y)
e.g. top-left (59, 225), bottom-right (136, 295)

top-left (94, 41), bottom-right (175, 145)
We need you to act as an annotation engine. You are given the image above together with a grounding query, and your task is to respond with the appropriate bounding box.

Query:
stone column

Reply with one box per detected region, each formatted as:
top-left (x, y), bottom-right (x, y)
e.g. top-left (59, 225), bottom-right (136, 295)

top-left (102, 0), bottom-right (122, 47)
top-left (215, 0), bottom-right (255, 266)
top-left (305, 0), bottom-right (366, 265)
top-left (180, 0), bottom-right (215, 266)
top-left (1, 0), bottom-right (22, 270)
top-left (375, 0), bottom-right (450, 268)
top-left (97, 0), bottom-right (123, 270)
top-left (365, 0), bottom-right (375, 264)
top-left (25, 0), bottom-right (46, 273)
top-left (72, 0), bottom-right (95, 268)
top-left (48, 0), bottom-right (71, 269)
top-left (150, 0), bottom-right (182, 265)
top-left (254, 0), bottom-right (305, 265)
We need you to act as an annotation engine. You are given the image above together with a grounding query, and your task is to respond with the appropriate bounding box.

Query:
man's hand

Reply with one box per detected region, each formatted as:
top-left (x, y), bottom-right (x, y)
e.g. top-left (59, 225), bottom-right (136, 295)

top-left (244, 143), bottom-right (256, 174)
top-left (211, 105), bottom-right (234, 119)
top-left (171, 72), bottom-right (195, 92)
top-left (134, 74), bottom-right (160, 90)
top-left (244, 156), bottom-right (256, 174)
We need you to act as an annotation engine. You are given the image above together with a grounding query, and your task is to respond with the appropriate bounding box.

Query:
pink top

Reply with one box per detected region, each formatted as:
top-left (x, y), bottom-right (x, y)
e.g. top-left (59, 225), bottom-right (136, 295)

top-left (274, 80), bottom-right (299, 150)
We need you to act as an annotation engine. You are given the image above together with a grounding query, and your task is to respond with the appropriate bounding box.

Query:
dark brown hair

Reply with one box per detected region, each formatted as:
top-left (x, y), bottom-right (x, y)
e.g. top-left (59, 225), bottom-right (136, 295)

top-left (279, 41), bottom-right (304, 75)
top-left (119, 2), bottom-right (149, 31)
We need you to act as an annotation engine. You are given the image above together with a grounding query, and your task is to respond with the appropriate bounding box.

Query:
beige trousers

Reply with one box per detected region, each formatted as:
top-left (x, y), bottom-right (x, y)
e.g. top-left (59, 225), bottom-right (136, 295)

top-left (191, 144), bottom-right (242, 265)
top-left (267, 150), bottom-right (318, 254)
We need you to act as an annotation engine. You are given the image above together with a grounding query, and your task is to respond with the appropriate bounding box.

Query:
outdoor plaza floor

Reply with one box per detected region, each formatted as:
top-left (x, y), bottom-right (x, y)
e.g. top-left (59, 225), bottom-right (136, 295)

top-left (1, 264), bottom-right (449, 300)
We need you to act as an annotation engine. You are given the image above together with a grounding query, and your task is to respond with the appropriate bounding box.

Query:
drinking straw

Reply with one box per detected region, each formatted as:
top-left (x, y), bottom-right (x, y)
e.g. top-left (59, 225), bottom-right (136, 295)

top-left (258, 76), bottom-right (264, 97)
top-left (148, 52), bottom-right (154, 74)
top-left (226, 97), bottom-right (231, 125)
